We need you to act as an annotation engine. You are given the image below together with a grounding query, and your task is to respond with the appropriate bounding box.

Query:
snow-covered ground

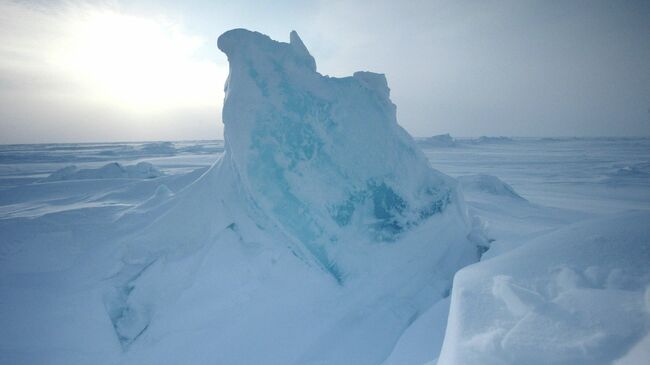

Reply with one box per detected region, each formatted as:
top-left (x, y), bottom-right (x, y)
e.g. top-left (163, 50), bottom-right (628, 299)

top-left (1, 137), bottom-right (648, 364)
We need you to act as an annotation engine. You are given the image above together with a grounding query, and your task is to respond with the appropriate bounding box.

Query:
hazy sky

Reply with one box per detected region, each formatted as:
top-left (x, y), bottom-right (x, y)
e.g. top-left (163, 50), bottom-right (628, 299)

top-left (1, 0), bottom-right (649, 143)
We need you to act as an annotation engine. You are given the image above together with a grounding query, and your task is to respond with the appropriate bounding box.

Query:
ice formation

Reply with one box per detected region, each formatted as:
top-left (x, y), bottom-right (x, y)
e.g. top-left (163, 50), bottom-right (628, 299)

top-left (217, 29), bottom-right (473, 280)
top-left (106, 29), bottom-right (476, 364)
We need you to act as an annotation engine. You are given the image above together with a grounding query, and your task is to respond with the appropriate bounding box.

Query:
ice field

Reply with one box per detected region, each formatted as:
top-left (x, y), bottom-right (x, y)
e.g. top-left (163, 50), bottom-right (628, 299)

top-left (1, 137), bottom-right (648, 364)
top-left (1, 29), bottom-right (649, 365)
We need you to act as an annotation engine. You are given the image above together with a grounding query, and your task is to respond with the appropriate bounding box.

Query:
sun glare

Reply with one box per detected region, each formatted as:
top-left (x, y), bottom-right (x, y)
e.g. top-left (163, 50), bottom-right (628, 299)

top-left (55, 9), bottom-right (224, 113)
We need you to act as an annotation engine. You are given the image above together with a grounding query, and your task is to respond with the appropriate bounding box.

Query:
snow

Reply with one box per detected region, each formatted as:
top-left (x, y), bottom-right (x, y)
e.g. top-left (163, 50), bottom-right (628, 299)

top-left (457, 174), bottom-right (525, 201)
top-left (1, 136), bottom-right (648, 365)
top-left (44, 162), bottom-right (164, 181)
top-left (0, 29), bottom-right (649, 365)
top-left (382, 297), bottom-right (451, 365)
top-left (437, 212), bottom-right (650, 365)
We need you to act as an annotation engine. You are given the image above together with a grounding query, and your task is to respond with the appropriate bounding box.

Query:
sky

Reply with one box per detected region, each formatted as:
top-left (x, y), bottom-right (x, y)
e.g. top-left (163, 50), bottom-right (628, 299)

top-left (0, 0), bottom-right (649, 143)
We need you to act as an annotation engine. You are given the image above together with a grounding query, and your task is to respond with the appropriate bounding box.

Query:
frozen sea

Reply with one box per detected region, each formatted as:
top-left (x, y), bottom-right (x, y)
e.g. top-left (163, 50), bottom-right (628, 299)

top-left (0, 137), bottom-right (649, 364)
top-left (2, 138), bottom-right (647, 215)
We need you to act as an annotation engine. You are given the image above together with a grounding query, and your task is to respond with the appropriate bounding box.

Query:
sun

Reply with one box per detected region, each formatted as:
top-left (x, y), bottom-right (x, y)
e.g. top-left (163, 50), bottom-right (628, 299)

top-left (55, 8), bottom-right (224, 113)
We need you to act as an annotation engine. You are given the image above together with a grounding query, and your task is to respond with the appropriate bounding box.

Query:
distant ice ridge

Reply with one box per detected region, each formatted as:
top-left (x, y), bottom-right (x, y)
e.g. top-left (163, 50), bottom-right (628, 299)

top-left (415, 134), bottom-right (515, 148)
top-left (44, 162), bottom-right (163, 181)
top-left (469, 136), bottom-right (514, 144)
top-left (418, 134), bottom-right (457, 147)
top-left (110, 29), bottom-right (477, 364)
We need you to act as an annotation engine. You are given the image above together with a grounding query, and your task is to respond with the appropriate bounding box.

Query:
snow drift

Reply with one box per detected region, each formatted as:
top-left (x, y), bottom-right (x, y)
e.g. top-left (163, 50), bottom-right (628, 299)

top-left (107, 29), bottom-right (477, 364)
top-left (437, 211), bottom-right (650, 365)
top-left (457, 174), bottom-right (525, 201)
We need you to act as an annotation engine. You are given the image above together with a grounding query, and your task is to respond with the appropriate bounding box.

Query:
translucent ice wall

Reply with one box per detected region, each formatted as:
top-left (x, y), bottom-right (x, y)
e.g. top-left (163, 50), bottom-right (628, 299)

top-left (217, 29), bottom-right (467, 281)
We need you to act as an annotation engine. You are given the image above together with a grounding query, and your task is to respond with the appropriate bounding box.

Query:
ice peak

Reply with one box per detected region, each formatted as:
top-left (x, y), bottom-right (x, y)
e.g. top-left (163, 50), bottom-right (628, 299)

top-left (289, 30), bottom-right (303, 47)
top-left (217, 28), bottom-right (265, 56)
top-left (217, 28), bottom-right (316, 72)
top-left (289, 30), bottom-right (316, 71)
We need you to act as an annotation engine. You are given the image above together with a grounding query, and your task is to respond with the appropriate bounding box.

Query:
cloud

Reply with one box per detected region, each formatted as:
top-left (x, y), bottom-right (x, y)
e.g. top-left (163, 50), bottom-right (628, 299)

top-left (1, 0), bottom-right (649, 142)
top-left (304, 0), bottom-right (650, 137)
top-left (0, 1), bottom-right (226, 143)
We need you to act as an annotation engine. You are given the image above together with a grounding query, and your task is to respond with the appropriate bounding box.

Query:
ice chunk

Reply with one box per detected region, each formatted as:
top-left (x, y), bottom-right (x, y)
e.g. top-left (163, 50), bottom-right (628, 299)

top-left (289, 30), bottom-right (316, 72)
top-left (217, 29), bottom-right (470, 278)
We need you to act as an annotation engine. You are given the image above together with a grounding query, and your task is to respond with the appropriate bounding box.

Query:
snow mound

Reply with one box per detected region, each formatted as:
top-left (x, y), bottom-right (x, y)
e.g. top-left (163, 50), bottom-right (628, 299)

top-left (111, 29), bottom-right (477, 364)
top-left (438, 211), bottom-right (650, 365)
top-left (44, 162), bottom-right (163, 181)
top-left (418, 134), bottom-right (457, 147)
top-left (457, 174), bottom-right (525, 200)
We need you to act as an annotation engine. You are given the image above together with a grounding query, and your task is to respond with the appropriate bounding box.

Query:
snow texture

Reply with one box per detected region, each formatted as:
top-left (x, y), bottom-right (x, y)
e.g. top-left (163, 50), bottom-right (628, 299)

top-left (44, 162), bottom-right (164, 181)
top-left (457, 174), bottom-right (525, 201)
top-left (437, 212), bottom-right (650, 365)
